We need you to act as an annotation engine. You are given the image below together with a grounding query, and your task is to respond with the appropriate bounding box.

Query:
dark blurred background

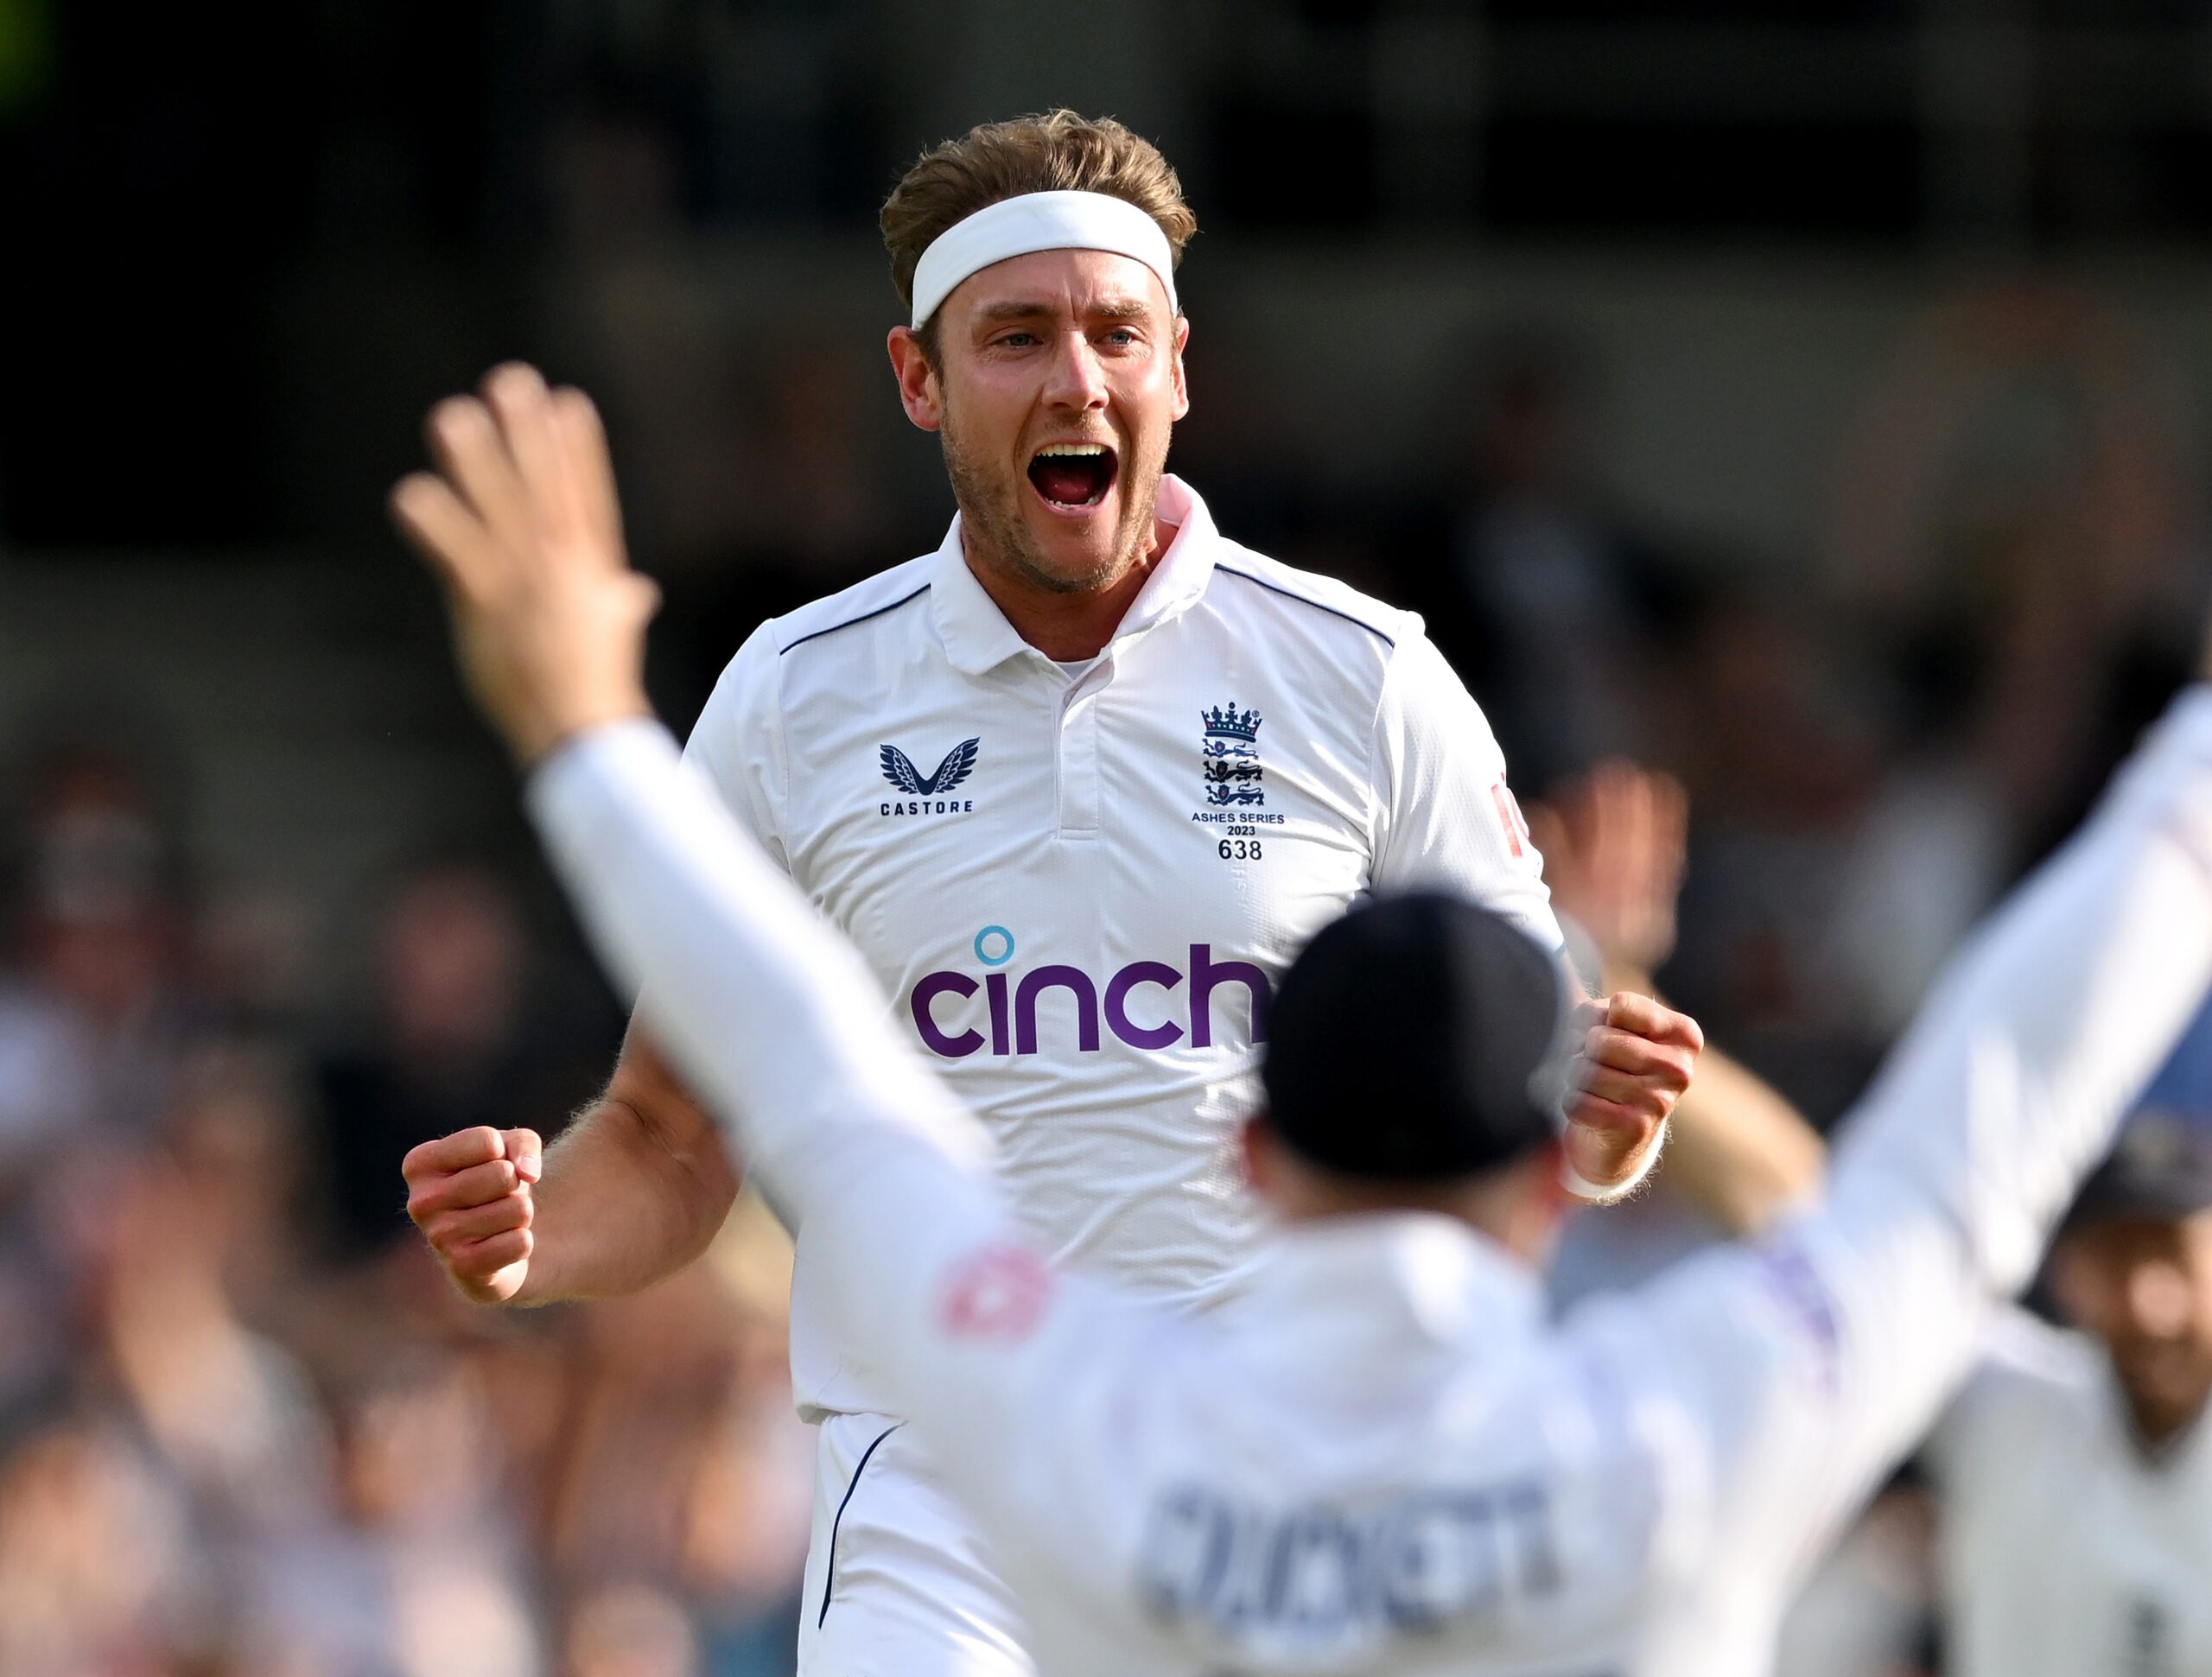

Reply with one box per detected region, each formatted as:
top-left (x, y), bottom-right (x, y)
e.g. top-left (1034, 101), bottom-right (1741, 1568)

top-left (0, 3), bottom-right (2207, 1673)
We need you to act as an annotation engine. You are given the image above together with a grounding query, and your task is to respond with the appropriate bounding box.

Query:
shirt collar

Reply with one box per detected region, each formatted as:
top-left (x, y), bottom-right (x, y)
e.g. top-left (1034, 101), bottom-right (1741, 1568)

top-left (927, 473), bottom-right (1220, 677)
top-left (1227, 1211), bottom-right (1545, 1373)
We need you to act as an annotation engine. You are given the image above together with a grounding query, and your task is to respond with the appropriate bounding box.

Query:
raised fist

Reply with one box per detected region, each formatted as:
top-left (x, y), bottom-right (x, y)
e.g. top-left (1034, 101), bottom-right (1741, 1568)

top-left (403, 1125), bottom-right (543, 1304)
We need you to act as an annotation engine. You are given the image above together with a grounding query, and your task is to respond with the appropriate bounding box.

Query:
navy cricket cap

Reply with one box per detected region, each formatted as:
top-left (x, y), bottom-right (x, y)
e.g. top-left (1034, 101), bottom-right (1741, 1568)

top-left (2068, 993), bottom-right (2212, 1226)
top-left (1262, 892), bottom-right (1570, 1181)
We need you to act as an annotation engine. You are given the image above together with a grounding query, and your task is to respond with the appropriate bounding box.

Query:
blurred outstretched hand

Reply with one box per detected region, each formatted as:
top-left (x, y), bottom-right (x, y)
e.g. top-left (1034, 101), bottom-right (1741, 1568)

top-left (1528, 759), bottom-right (1689, 987)
top-left (1536, 760), bottom-right (1823, 1226)
top-left (390, 362), bottom-right (658, 766)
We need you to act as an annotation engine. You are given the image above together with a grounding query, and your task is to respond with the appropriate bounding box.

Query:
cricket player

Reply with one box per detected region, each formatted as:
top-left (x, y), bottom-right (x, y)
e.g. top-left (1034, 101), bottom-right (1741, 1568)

top-left (397, 111), bottom-right (1733, 1674)
top-left (394, 362), bottom-right (2212, 1676)
top-left (1924, 1019), bottom-right (2212, 1676)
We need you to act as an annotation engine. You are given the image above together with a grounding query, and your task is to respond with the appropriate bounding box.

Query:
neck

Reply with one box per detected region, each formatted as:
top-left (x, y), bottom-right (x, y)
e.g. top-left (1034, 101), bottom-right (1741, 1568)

top-left (962, 518), bottom-right (1177, 662)
top-left (1272, 1157), bottom-right (1562, 1267)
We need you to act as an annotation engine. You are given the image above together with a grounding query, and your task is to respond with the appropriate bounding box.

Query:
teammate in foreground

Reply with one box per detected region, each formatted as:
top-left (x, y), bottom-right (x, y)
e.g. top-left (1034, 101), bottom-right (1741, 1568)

top-left (397, 112), bottom-right (1740, 1674)
top-left (1923, 1023), bottom-right (2212, 1675)
top-left (395, 351), bottom-right (2212, 1675)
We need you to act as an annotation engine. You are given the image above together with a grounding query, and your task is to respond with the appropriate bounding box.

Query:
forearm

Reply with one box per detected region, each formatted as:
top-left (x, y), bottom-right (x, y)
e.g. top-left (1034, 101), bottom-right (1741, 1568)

top-left (1629, 1020), bottom-right (1822, 1235)
top-left (513, 1094), bottom-right (737, 1304)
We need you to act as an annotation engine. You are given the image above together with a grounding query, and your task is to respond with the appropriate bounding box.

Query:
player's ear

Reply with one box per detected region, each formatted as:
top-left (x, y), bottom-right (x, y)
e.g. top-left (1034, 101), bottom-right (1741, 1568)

top-left (1169, 313), bottom-right (1191, 421)
top-left (887, 326), bottom-right (944, 433)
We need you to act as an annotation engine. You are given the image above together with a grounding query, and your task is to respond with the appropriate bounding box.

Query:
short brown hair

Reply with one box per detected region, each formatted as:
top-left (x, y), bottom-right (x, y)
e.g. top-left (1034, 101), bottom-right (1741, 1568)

top-left (880, 110), bottom-right (1198, 324)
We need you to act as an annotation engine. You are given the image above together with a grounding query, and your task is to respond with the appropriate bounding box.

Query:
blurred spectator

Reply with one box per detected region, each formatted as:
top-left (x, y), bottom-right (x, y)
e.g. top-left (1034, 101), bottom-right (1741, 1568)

top-left (279, 1351), bottom-right (543, 1677)
top-left (0, 1415), bottom-right (202, 1674)
top-left (567, 1582), bottom-right (702, 1677)
top-left (86, 1133), bottom-right (329, 1534)
top-left (0, 737), bottom-right (193, 1172)
top-left (1828, 285), bottom-right (2198, 638)
top-left (311, 858), bottom-right (596, 1263)
top-left (656, 334), bottom-right (906, 723)
top-left (0, 707), bottom-right (805, 1674)
top-left (1917, 1027), bottom-right (2212, 1677)
top-left (1823, 284), bottom-right (2208, 1037)
top-left (0, 734), bottom-right (205, 1426)
top-left (1656, 592), bottom-right (1893, 1124)
top-left (546, 1203), bottom-right (811, 1677)
top-left (1400, 333), bottom-right (1692, 793)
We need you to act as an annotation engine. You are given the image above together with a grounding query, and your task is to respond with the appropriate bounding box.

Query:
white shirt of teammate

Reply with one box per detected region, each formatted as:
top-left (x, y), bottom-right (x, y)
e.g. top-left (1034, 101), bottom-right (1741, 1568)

top-left (1929, 1311), bottom-right (2212, 1677)
top-left (682, 473), bottom-right (1556, 1420)
top-left (531, 680), bottom-right (2212, 1675)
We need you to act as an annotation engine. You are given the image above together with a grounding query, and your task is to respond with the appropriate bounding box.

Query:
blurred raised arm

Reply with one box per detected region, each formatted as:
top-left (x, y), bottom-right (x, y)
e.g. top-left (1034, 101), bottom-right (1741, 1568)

top-left (1529, 759), bottom-right (1824, 1233)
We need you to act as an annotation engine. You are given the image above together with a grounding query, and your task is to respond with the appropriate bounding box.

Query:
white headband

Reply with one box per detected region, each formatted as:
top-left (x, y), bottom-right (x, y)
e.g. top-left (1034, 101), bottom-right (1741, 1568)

top-left (908, 189), bottom-right (1179, 330)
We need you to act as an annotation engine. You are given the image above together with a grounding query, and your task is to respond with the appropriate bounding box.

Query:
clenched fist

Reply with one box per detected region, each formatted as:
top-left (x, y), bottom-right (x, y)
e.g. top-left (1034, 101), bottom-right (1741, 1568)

top-left (404, 1126), bottom-right (543, 1303)
top-left (1562, 989), bottom-right (1704, 1193)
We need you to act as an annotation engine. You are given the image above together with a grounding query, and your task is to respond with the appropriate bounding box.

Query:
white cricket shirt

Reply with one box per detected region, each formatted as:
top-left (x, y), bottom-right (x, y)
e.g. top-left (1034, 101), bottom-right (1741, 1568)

top-left (529, 689), bottom-right (2212, 1676)
top-left (1929, 1311), bottom-right (2212, 1677)
top-left (682, 475), bottom-right (1557, 1419)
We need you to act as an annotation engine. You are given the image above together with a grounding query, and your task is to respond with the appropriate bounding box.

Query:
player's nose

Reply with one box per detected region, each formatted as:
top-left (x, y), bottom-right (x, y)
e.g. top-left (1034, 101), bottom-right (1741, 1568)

top-left (1040, 331), bottom-right (1109, 411)
top-left (2123, 1259), bottom-right (2194, 1337)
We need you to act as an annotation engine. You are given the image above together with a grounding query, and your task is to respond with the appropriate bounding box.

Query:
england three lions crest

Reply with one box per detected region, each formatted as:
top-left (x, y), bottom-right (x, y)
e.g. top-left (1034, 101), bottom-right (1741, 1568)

top-left (1201, 703), bottom-right (1264, 807)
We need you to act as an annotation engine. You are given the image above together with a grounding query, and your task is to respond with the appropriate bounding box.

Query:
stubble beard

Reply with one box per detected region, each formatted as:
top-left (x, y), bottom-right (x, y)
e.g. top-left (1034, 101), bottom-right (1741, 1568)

top-left (939, 406), bottom-right (1166, 599)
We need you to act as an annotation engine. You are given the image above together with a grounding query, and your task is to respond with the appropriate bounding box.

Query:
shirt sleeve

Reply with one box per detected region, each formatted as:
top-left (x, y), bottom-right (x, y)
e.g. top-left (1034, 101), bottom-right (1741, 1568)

top-left (680, 621), bottom-right (790, 869)
top-left (1370, 629), bottom-right (1562, 950)
top-left (1917, 1310), bottom-right (2073, 1490)
top-left (1573, 688), bottom-right (2212, 1600)
top-left (524, 720), bottom-right (1140, 1566)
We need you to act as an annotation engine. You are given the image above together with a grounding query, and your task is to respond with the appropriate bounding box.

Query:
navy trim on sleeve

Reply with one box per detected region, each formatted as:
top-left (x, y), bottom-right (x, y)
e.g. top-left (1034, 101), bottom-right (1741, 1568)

top-left (1213, 565), bottom-right (1396, 647)
top-left (817, 1422), bottom-right (904, 1628)
top-left (778, 584), bottom-right (932, 657)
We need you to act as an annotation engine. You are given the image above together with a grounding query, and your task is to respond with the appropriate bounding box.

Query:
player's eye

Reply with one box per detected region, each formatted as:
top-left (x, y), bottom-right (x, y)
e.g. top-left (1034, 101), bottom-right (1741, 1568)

top-left (995, 332), bottom-right (1039, 349)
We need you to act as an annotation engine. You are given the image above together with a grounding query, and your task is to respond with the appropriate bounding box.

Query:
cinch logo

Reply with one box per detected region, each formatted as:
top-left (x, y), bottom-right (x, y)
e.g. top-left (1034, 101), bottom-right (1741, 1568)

top-left (909, 926), bottom-right (1271, 1058)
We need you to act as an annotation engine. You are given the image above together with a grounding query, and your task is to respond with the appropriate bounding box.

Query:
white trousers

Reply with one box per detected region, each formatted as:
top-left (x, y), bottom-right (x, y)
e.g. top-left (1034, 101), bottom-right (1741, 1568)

top-left (797, 1411), bottom-right (1037, 1677)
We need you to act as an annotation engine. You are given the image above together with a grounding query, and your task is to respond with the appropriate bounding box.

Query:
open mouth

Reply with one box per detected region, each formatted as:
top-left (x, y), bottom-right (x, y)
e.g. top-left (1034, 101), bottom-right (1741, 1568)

top-left (1026, 441), bottom-right (1118, 511)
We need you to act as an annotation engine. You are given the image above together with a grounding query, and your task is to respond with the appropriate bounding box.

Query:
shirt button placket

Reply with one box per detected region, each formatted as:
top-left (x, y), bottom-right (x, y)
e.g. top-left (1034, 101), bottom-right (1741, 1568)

top-left (1056, 664), bottom-right (1106, 839)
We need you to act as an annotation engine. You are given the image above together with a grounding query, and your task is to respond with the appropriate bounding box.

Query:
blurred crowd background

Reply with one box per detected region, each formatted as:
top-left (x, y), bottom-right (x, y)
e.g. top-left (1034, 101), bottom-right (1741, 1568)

top-left (3, 2), bottom-right (2209, 1673)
